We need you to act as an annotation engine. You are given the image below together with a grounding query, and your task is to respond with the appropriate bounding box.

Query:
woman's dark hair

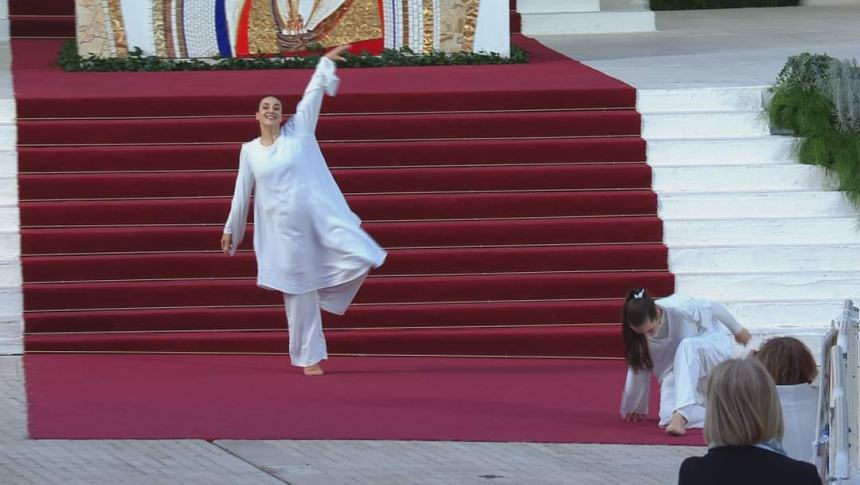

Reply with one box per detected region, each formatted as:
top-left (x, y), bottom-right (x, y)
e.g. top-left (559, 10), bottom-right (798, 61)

top-left (622, 288), bottom-right (656, 371)
top-left (754, 336), bottom-right (818, 385)
top-left (257, 95), bottom-right (282, 109)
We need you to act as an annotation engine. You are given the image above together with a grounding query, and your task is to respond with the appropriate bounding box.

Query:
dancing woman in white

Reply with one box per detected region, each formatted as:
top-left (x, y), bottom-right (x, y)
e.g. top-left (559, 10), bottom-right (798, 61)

top-left (221, 45), bottom-right (387, 376)
top-left (620, 288), bottom-right (752, 436)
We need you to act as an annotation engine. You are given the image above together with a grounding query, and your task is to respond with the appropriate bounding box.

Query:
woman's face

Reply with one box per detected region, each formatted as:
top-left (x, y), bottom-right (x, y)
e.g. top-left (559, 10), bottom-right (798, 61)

top-left (256, 96), bottom-right (283, 128)
top-left (630, 315), bottom-right (660, 337)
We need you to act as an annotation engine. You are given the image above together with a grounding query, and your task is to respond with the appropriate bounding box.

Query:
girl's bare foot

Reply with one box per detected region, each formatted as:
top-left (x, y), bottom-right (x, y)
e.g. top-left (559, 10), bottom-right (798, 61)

top-left (666, 412), bottom-right (687, 436)
top-left (303, 364), bottom-right (324, 376)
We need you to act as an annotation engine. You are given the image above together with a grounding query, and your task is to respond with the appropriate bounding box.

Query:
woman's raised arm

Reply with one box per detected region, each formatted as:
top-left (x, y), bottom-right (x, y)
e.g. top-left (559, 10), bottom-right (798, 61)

top-left (291, 45), bottom-right (350, 135)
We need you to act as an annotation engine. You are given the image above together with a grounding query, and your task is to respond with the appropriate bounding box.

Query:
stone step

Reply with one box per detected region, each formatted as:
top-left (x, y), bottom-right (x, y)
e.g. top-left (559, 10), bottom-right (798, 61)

top-left (0, 232), bottom-right (21, 259)
top-left (517, 0), bottom-right (601, 13)
top-left (521, 10), bottom-right (655, 35)
top-left (721, 299), bottom-right (844, 329)
top-left (653, 164), bottom-right (828, 193)
top-left (0, 121), bottom-right (15, 146)
top-left (648, 137), bottom-right (795, 166)
top-left (0, 207), bottom-right (19, 230)
top-left (0, 176), bottom-right (18, 204)
top-left (670, 244), bottom-right (860, 273)
top-left (642, 111), bottom-right (770, 139)
top-left (638, 86), bottom-right (766, 113)
top-left (677, 271), bottom-right (860, 301)
top-left (663, 217), bottom-right (860, 246)
top-left (659, 191), bottom-right (852, 219)
top-left (601, 0), bottom-right (651, 11)
top-left (0, 149), bottom-right (16, 177)
top-left (0, 259), bottom-right (19, 286)
top-left (0, 287), bottom-right (21, 314)
top-left (0, 337), bottom-right (22, 355)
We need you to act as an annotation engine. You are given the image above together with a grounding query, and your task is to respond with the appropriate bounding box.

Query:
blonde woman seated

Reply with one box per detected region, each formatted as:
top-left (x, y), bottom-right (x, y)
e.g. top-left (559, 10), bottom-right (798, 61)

top-left (754, 337), bottom-right (819, 463)
top-left (678, 358), bottom-right (821, 485)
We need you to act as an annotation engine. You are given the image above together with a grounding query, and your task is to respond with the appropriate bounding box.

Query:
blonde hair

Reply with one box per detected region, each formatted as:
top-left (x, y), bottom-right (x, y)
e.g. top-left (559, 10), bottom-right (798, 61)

top-left (703, 358), bottom-right (784, 447)
top-left (755, 337), bottom-right (818, 385)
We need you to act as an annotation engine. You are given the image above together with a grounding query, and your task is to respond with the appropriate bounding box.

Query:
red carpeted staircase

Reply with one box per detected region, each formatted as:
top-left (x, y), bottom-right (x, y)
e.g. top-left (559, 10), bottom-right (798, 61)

top-left (8, 0), bottom-right (74, 38)
top-left (12, 9), bottom-right (673, 358)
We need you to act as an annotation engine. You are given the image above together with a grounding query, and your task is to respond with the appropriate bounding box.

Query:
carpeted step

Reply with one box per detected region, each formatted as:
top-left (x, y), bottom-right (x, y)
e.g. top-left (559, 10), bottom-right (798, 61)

top-left (13, 37), bottom-right (636, 118)
top-left (23, 272), bottom-right (675, 311)
top-left (10, 15), bottom-right (75, 38)
top-left (511, 10), bottom-right (522, 34)
top-left (17, 111), bottom-right (641, 145)
top-left (22, 244), bottom-right (668, 282)
top-left (19, 191), bottom-right (658, 226)
top-left (24, 325), bottom-right (625, 357)
top-left (24, 299), bottom-right (630, 333)
top-left (10, 0), bottom-right (74, 15)
top-left (21, 216), bottom-right (664, 254)
top-left (19, 164), bottom-right (652, 200)
top-left (17, 138), bottom-right (645, 172)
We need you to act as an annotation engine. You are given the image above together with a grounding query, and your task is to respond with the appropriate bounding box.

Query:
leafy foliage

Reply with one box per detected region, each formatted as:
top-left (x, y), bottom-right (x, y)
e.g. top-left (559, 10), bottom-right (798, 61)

top-left (767, 53), bottom-right (860, 205)
top-left (57, 42), bottom-right (529, 72)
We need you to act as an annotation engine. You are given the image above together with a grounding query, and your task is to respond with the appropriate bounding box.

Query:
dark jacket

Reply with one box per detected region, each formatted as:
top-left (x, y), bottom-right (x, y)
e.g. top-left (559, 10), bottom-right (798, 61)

top-left (678, 445), bottom-right (821, 485)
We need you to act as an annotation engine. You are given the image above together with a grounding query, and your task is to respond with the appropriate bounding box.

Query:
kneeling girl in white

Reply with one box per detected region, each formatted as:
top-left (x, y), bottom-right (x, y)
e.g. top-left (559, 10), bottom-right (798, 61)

top-left (620, 288), bottom-right (751, 436)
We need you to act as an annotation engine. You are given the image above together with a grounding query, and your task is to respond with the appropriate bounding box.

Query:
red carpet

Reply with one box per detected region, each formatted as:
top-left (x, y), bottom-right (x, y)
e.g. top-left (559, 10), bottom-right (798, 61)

top-left (25, 355), bottom-right (704, 445)
top-left (13, 17), bottom-right (674, 356)
top-left (12, 36), bottom-right (633, 118)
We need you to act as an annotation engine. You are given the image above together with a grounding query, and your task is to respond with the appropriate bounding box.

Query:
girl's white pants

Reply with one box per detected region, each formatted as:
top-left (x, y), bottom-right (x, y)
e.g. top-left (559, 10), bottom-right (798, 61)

top-left (282, 271), bottom-right (367, 367)
top-left (659, 332), bottom-right (735, 428)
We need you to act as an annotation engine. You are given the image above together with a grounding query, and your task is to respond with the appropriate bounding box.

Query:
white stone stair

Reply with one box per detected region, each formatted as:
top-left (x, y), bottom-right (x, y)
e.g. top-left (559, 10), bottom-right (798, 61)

top-left (643, 111), bottom-right (771, 139)
top-left (649, 136), bottom-right (795, 166)
top-left (0, 3), bottom-right (21, 354)
top-left (652, 164), bottom-right (829, 193)
top-left (641, 85), bottom-right (860, 340)
top-left (0, 0), bottom-right (7, 43)
top-left (518, 0), bottom-right (655, 35)
top-left (659, 191), bottom-right (852, 219)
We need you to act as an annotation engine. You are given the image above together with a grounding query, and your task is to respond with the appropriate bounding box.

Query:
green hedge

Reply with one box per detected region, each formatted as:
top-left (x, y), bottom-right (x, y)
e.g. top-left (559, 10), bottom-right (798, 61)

top-left (767, 53), bottom-right (860, 206)
top-left (650, 0), bottom-right (798, 10)
top-left (57, 41), bottom-right (528, 72)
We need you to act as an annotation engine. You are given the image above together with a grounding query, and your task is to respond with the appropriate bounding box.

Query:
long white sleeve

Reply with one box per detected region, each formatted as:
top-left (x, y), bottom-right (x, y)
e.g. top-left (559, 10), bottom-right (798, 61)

top-left (620, 366), bottom-right (651, 418)
top-left (711, 302), bottom-right (744, 335)
top-left (223, 145), bottom-right (254, 255)
top-left (290, 57), bottom-right (339, 136)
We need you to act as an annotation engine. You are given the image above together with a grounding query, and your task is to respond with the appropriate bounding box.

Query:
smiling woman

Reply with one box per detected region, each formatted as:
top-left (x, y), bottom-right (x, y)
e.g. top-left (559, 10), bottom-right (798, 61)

top-left (220, 45), bottom-right (387, 377)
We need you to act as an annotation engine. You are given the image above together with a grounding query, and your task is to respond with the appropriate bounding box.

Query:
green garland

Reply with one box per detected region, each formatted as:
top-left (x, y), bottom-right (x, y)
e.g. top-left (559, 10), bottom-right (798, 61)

top-left (767, 53), bottom-right (860, 206)
top-left (57, 41), bottom-right (529, 72)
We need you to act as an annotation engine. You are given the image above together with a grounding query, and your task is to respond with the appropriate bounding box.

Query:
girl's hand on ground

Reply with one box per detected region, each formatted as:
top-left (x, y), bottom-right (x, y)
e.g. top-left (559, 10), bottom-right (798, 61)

top-left (221, 233), bottom-right (233, 254)
top-left (624, 413), bottom-right (645, 422)
top-left (324, 45), bottom-right (351, 62)
top-left (735, 328), bottom-right (752, 346)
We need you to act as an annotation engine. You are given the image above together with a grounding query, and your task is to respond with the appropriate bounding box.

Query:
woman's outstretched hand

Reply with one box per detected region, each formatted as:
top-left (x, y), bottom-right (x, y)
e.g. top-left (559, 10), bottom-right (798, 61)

top-left (324, 45), bottom-right (351, 62)
top-left (221, 233), bottom-right (233, 254)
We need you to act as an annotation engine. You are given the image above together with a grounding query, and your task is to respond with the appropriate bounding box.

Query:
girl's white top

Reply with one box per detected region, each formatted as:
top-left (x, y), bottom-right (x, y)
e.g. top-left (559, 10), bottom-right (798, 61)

top-left (224, 57), bottom-right (387, 294)
top-left (620, 295), bottom-right (743, 417)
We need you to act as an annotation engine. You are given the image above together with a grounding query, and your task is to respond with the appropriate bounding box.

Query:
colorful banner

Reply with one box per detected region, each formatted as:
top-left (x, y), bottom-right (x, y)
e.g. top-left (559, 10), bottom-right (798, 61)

top-left (75, 0), bottom-right (507, 59)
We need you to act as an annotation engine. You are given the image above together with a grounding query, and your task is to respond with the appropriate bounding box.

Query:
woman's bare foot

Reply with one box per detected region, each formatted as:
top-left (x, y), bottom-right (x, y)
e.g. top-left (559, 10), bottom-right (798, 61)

top-left (666, 412), bottom-right (687, 436)
top-left (303, 364), bottom-right (324, 376)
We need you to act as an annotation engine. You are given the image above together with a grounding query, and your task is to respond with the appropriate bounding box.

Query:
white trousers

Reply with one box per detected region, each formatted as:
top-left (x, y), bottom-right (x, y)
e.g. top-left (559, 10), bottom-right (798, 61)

top-left (282, 271), bottom-right (368, 367)
top-left (658, 332), bottom-right (735, 428)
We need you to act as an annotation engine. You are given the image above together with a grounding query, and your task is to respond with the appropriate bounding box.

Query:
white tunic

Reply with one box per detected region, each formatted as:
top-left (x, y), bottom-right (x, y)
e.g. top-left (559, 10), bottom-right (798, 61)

top-left (620, 295), bottom-right (741, 427)
top-left (224, 57), bottom-right (387, 294)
